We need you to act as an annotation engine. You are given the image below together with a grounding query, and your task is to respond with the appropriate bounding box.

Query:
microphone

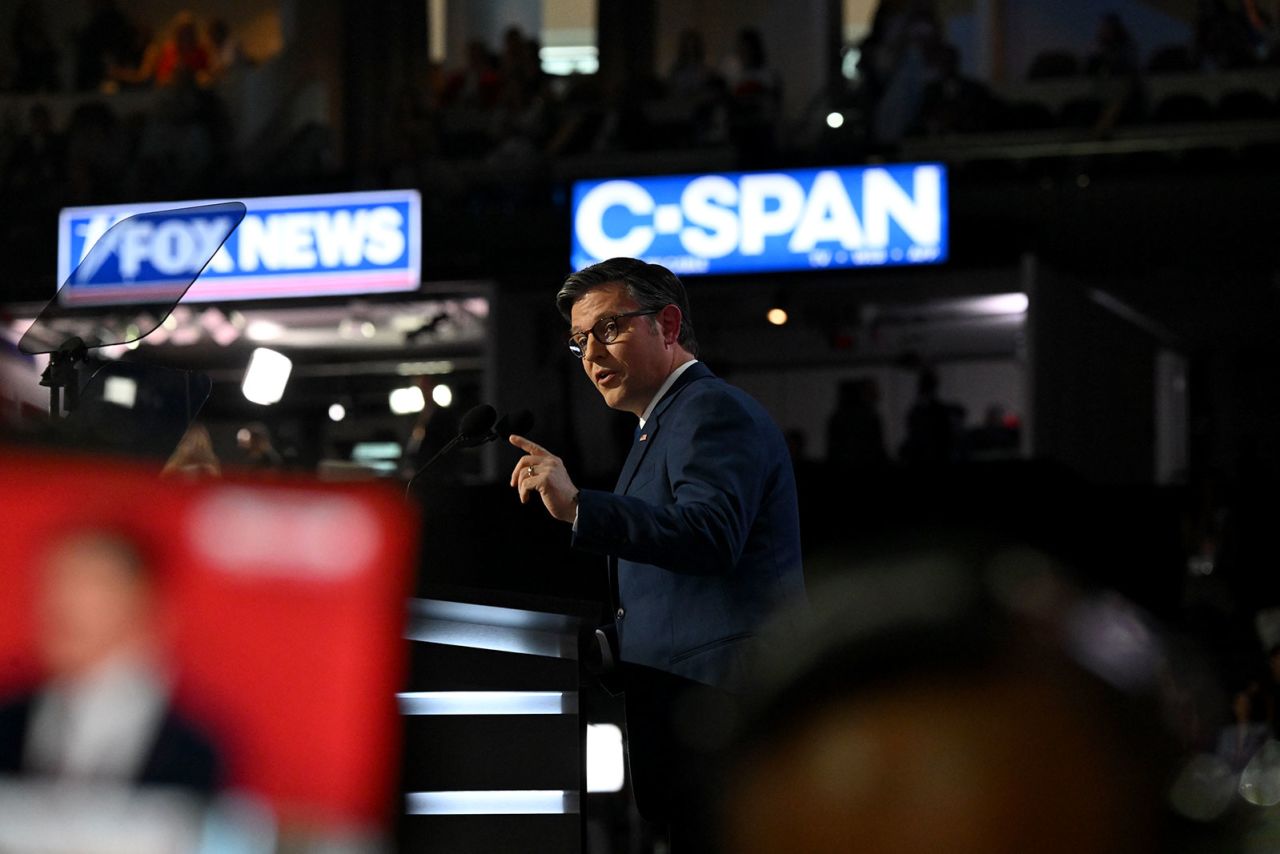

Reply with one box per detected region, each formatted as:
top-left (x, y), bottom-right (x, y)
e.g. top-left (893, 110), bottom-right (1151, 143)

top-left (466, 408), bottom-right (536, 447)
top-left (405, 404), bottom-right (498, 496)
top-left (491, 409), bottom-right (535, 442)
top-left (456, 403), bottom-right (500, 445)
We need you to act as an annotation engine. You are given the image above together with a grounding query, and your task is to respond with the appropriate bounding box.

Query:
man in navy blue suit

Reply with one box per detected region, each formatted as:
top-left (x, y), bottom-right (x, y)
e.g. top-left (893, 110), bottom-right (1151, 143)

top-left (509, 257), bottom-right (805, 848)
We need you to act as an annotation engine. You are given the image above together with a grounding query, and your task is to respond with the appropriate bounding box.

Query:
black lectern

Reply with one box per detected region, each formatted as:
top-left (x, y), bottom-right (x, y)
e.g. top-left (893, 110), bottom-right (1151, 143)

top-left (398, 591), bottom-right (600, 853)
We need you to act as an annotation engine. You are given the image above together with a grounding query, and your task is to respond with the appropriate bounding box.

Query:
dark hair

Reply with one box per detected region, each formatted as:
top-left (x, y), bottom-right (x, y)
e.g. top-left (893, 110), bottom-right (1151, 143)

top-left (45, 525), bottom-right (155, 584)
top-left (723, 560), bottom-right (1189, 852)
top-left (557, 257), bottom-right (699, 356)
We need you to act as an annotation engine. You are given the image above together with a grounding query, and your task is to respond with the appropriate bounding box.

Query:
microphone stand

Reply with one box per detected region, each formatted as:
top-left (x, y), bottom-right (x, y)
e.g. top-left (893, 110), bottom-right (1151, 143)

top-left (404, 434), bottom-right (466, 499)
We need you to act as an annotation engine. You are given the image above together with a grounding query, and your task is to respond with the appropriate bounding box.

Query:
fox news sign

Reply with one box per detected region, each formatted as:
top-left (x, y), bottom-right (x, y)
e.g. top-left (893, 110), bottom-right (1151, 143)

top-left (58, 190), bottom-right (422, 305)
top-left (571, 164), bottom-right (947, 275)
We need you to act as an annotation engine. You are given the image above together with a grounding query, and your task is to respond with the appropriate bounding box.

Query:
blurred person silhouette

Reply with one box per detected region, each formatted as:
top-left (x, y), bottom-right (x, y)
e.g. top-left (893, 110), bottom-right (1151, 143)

top-left (441, 39), bottom-right (501, 109)
top-left (664, 28), bottom-right (728, 146)
top-left (826, 378), bottom-right (888, 469)
top-left (870, 0), bottom-right (945, 144)
top-left (3, 103), bottom-right (66, 200)
top-left (0, 528), bottom-right (223, 795)
top-left (1085, 12), bottom-right (1145, 134)
top-left (667, 28), bottom-right (724, 100)
top-left (498, 26), bottom-right (544, 106)
top-left (205, 17), bottom-right (248, 81)
top-left (161, 422), bottom-right (221, 480)
top-left (856, 0), bottom-right (914, 104)
top-left (74, 0), bottom-right (143, 91)
top-left (720, 555), bottom-right (1200, 854)
top-left (899, 365), bottom-right (965, 464)
top-left (723, 27), bottom-right (782, 160)
top-left (1214, 682), bottom-right (1268, 773)
top-left (11, 0), bottom-right (61, 93)
top-left (236, 422), bottom-right (283, 470)
top-left (64, 100), bottom-right (128, 203)
top-left (110, 11), bottom-right (213, 89)
top-left (914, 42), bottom-right (993, 136)
top-left (1087, 13), bottom-right (1139, 77)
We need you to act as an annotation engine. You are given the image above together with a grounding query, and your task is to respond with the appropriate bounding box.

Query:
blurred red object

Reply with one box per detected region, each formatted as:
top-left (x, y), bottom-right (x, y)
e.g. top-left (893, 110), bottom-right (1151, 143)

top-left (0, 446), bottom-right (416, 829)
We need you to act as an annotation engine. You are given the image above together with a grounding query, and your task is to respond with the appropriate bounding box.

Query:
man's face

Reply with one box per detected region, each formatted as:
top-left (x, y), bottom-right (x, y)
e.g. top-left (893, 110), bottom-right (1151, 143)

top-left (570, 283), bottom-right (674, 417)
top-left (36, 534), bottom-right (152, 678)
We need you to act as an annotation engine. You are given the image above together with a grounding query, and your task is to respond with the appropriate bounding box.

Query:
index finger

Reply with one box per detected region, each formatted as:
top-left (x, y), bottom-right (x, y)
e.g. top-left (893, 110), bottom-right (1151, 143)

top-left (508, 434), bottom-right (549, 456)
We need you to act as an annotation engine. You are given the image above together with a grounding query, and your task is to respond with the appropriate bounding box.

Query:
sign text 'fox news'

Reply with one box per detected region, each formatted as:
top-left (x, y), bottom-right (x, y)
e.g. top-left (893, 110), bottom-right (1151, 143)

top-left (58, 190), bottom-right (422, 305)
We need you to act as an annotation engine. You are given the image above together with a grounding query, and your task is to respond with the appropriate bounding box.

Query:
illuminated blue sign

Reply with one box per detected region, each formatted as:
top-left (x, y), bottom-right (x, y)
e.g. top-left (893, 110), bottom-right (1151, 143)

top-left (58, 190), bottom-right (421, 305)
top-left (571, 164), bottom-right (947, 275)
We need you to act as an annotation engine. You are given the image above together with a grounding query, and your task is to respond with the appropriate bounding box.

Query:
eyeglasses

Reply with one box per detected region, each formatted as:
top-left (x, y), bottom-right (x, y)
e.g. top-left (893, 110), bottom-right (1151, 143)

top-left (567, 309), bottom-right (659, 358)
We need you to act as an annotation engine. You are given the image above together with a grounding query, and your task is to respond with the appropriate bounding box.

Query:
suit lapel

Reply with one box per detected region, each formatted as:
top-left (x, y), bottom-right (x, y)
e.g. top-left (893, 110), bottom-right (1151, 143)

top-left (612, 362), bottom-right (713, 496)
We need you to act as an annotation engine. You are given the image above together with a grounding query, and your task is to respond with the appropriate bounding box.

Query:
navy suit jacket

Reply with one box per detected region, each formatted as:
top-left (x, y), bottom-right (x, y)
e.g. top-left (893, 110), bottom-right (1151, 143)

top-left (0, 693), bottom-right (223, 795)
top-left (572, 361), bottom-right (805, 691)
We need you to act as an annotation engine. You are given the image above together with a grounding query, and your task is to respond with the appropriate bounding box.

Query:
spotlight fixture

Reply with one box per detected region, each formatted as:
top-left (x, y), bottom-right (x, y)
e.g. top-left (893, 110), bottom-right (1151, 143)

top-left (241, 347), bottom-right (292, 405)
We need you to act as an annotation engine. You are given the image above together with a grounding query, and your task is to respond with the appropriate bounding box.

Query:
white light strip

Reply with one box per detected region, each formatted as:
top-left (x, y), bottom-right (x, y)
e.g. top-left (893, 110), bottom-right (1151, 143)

top-left (405, 619), bottom-right (577, 659)
top-left (397, 691), bottom-right (575, 716)
top-left (406, 791), bottom-right (580, 816)
top-left (969, 293), bottom-right (1029, 315)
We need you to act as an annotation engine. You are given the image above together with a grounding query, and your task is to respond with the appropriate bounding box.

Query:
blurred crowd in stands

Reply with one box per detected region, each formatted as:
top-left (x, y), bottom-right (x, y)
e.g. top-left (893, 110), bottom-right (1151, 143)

top-left (6, 0), bottom-right (245, 94)
top-left (851, 0), bottom-right (1280, 145)
top-left (387, 22), bottom-right (785, 179)
top-left (1, 1), bottom-right (252, 211)
top-left (4, 0), bottom-right (1280, 217)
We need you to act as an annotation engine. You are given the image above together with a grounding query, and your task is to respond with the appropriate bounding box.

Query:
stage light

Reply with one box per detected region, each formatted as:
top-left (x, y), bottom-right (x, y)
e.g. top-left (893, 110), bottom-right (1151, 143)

top-left (241, 347), bottom-right (292, 405)
top-left (826, 111), bottom-right (845, 129)
top-left (390, 386), bottom-right (426, 415)
top-left (587, 724), bottom-right (625, 793)
top-left (329, 403), bottom-right (346, 422)
top-left (767, 308), bottom-right (789, 326)
top-left (432, 383), bottom-right (453, 407)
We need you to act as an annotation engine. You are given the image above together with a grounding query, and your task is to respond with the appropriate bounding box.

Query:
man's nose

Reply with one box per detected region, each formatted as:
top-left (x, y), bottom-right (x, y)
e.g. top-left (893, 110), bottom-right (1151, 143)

top-left (583, 333), bottom-right (609, 361)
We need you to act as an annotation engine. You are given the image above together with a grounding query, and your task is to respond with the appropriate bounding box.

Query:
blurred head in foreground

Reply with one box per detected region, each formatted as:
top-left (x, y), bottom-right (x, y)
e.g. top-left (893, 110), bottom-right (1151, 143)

top-left (722, 555), bottom-right (1184, 854)
top-left (36, 527), bottom-right (160, 680)
top-left (3, 526), bottom-right (224, 797)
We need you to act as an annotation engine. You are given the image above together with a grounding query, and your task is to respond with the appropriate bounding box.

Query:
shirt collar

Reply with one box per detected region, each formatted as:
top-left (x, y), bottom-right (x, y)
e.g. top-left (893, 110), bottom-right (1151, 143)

top-left (639, 359), bottom-right (698, 428)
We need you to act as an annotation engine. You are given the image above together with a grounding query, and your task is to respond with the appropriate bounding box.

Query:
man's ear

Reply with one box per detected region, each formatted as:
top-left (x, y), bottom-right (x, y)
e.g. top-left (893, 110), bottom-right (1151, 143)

top-left (658, 304), bottom-right (682, 346)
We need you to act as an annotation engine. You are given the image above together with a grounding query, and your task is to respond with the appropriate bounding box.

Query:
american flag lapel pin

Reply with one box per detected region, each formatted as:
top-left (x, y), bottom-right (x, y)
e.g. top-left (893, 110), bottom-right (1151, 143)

top-left (639, 433), bottom-right (648, 442)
